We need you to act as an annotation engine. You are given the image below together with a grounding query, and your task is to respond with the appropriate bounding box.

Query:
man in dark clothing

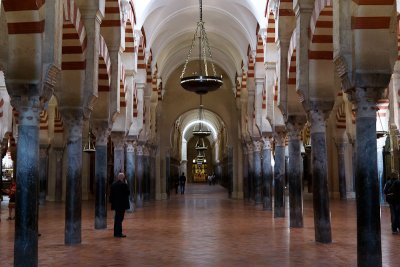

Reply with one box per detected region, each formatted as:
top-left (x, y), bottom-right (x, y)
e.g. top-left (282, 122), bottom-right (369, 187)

top-left (179, 173), bottom-right (186, 195)
top-left (384, 172), bottom-right (400, 234)
top-left (109, 172), bottom-right (130, 237)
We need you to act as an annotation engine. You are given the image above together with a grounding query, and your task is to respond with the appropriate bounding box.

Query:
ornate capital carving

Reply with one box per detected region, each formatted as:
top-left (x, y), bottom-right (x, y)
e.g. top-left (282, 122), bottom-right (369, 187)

top-left (92, 120), bottom-right (110, 146)
top-left (274, 130), bottom-right (287, 147)
top-left (335, 142), bottom-right (347, 155)
top-left (10, 95), bottom-right (42, 126)
top-left (59, 108), bottom-right (84, 142)
top-left (246, 142), bottom-right (254, 153)
top-left (352, 87), bottom-right (384, 119)
top-left (308, 101), bottom-right (334, 134)
top-left (262, 136), bottom-right (272, 150)
top-left (333, 55), bottom-right (353, 93)
top-left (126, 140), bottom-right (136, 153)
top-left (39, 144), bottom-right (50, 158)
top-left (54, 147), bottom-right (65, 162)
top-left (111, 132), bottom-right (126, 150)
top-left (253, 140), bottom-right (262, 152)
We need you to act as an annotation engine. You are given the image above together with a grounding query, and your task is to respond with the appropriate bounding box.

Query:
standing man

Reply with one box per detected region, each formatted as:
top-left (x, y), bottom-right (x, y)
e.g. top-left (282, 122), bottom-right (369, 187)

top-left (109, 172), bottom-right (130, 238)
top-left (179, 172), bottom-right (187, 195)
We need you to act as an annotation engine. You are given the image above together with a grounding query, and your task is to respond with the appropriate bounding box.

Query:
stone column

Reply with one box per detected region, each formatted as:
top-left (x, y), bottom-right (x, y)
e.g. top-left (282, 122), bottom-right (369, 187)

top-left (39, 144), bottom-right (50, 205)
top-left (303, 145), bottom-right (312, 193)
top-left (274, 130), bottom-right (286, 218)
top-left (12, 95), bottom-right (41, 266)
top-left (377, 137), bottom-right (387, 204)
top-left (253, 140), bottom-right (263, 204)
top-left (243, 145), bottom-right (249, 200)
top-left (54, 147), bottom-right (64, 202)
top-left (111, 132), bottom-right (125, 178)
top-left (126, 139), bottom-right (136, 212)
top-left (136, 144), bottom-right (144, 207)
top-left (150, 147), bottom-right (156, 200)
top-left (247, 142), bottom-right (254, 201)
top-left (92, 121), bottom-right (110, 229)
top-left (335, 141), bottom-right (347, 200)
top-left (165, 149), bottom-right (171, 198)
top-left (287, 116), bottom-right (306, 228)
top-left (353, 87), bottom-right (385, 266)
top-left (62, 108), bottom-right (84, 245)
top-left (262, 136), bottom-right (273, 210)
top-left (309, 103), bottom-right (332, 243)
top-left (144, 146), bottom-right (151, 201)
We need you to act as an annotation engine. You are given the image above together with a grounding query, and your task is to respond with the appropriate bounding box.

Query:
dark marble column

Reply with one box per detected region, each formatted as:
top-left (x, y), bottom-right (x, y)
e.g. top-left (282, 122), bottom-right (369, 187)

top-left (309, 104), bottom-right (332, 243)
top-left (54, 147), bottom-right (64, 202)
top-left (262, 136), bottom-right (273, 210)
top-left (274, 130), bottom-right (286, 218)
top-left (243, 145), bottom-right (249, 200)
top-left (111, 132), bottom-right (125, 179)
top-left (246, 143), bottom-right (254, 201)
top-left (165, 150), bottom-right (171, 198)
top-left (39, 144), bottom-right (50, 205)
top-left (353, 87), bottom-right (384, 266)
top-left (126, 140), bottom-right (136, 212)
top-left (287, 116), bottom-right (306, 228)
top-left (253, 140), bottom-right (263, 204)
top-left (61, 108), bottom-right (84, 245)
top-left (150, 147), bottom-right (156, 200)
top-left (12, 95), bottom-right (41, 266)
top-left (304, 145), bottom-right (312, 193)
top-left (336, 141), bottom-right (347, 200)
top-left (136, 144), bottom-right (144, 207)
top-left (92, 121), bottom-right (110, 229)
top-left (144, 146), bottom-right (151, 201)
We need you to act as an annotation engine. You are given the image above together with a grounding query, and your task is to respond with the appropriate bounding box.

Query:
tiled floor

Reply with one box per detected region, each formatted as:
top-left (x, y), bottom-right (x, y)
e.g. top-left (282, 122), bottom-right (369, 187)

top-left (1, 184), bottom-right (400, 267)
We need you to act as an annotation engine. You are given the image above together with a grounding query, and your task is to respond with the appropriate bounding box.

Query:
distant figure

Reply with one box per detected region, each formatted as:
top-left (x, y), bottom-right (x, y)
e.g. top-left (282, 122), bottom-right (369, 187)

top-left (179, 173), bottom-right (187, 195)
top-left (208, 174), bottom-right (212, 185)
top-left (109, 172), bottom-right (130, 238)
top-left (175, 175), bottom-right (180, 194)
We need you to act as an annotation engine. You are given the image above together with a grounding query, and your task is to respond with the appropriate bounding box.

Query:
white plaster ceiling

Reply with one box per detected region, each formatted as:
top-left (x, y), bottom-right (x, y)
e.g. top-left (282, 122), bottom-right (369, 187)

top-left (135, 0), bottom-right (267, 82)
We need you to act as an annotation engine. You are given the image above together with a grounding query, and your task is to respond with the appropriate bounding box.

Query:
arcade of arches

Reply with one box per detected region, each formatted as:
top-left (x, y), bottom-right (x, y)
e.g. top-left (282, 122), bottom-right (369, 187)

top-left (1, 0), bottom-right (400, 266)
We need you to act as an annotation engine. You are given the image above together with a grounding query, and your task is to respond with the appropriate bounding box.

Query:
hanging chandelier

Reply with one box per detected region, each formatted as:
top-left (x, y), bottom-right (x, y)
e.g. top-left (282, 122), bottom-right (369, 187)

top-left (180, 0), bottom-right (223, 94)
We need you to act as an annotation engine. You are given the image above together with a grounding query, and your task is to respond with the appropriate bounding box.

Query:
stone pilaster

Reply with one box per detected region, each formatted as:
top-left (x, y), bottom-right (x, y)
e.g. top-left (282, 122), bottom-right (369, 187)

top-left (126, 139), bottom-right (136, 212)
top-left (253, 140), bottom-right (263, 204)
top-left (136, 144), bottom-right (144, 207)
top-left (274, 129), bottom-right (286, 218)
top-left (111, 132), bottom-right (125, 178)
top-left (335, 141), bottom-right (347, 200)
top-left (39, 144), bottom-right (50, 205)
top-left (92, 121), bottom-right (110, 229)
top-left (308, 102), bottom-right (333, 243)
top-left (287, 115), bottom-right (306, 228)
top-left (11, 95), bottom-right (41, 265)
top-left (352, 86), bottom-right (387, 266)
top-left (53, 147), bottom-right (64, 202)
top-left (262, 136), bottom-right (273, 210)
top-left (61, 108), bottom-right (84, 245)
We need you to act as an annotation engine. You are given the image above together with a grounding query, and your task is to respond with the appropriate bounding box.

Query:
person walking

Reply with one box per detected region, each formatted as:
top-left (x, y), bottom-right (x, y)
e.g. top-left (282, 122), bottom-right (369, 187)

top-left (109, 172), bottom-right (130, 238)
top-left (179, 172), bottom-right (186, 195)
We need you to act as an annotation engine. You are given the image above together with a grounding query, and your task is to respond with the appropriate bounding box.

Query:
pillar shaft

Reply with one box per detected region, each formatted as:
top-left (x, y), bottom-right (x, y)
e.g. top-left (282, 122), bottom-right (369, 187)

top-left (309, 107), bottom-right (332, 243)
top-left (336, 142), bottom-right (347, 200)
top-left (39, 145), bottom-right (49, 205)
top-left (354, 87), bottom-right (383, 266)
top-left (54, 147), bottom-right (64, 202)
top-left (62, 109), bottom-right (84, 245)
top-left (136, 145), bottom-right (144, 207)
top-left (111, 133), bottom-right (125, 178)
top-left (126, 140), bottom-right (136, 211)
top-left (262, 137), bottom-right (273, 210)
top-left (274, 131), bottom-right (286, 218)
top-left (287, 117), bottom-right (305, 228)
top-left (243, 147), bottom-right (249, 200)
top-left (13, 95), bottom-right (41, 266)
top-left (253, 141), bottom-right (263, 204)
top-left (92, 121), bottom-right (110, 229)
top-left (247, 143), bottom-right (254, 201)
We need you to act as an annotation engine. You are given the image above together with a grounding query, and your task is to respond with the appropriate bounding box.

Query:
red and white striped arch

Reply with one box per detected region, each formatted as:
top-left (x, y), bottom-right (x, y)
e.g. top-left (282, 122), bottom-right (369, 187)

top-left (336, 102), bottom-right (346, 130)
top-left (2, 1), bottom-right (45, 80)
top-left (235, 73), bottom-right (241, 98)
top-left (279, 0), bottom-right (295, 17)
top-left (102, 0), bottom-right (122, 28)
top-left (122, 2), bottom-right (136, 54)
top-left (39, 110), bottom-right (48, 131)
top-left (137, 27), bottom-right (147, 70)
top-left (287, 31), bottom-right (297, 87)
top-left (54, 107), bottom-right (64, 134)
top-left (265, 11), bottom-right (275, 45)
top-left (247, 46), bottom-right (255, 79)
top-left (309, 0), bottom-right (333, 61)
top-left (120, 64), bottom-right (126, 108)
top-left (397, 21), bottom-right (400, 60)
top-left (62, 0), bottom-right (87, 71)
top-left (133, 85), bottom-right (138, 118)
top-left (98, 35), bottom-right (111, 92)
top-left (256, 24), bottom-right (264, 63)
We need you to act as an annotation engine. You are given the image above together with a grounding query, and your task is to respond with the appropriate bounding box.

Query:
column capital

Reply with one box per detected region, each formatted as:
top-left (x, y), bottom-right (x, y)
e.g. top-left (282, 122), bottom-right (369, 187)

top-left (253, 140), bottom-right (263, 152)
top-left (351, 87), bottom-right (385, 119)
top-left (274, 130), bottom-right (287, 147)
top-left (59, 108), bottom-right (85, 141)
top-left (10, 95), bottom-right (42, 126)
top-left (111, 132), bottom-right (126, 150)
top-left (126, 140), bottom-right (137, 153)
top-left (136, 144), bottom-right (144, 156)
top-left (293, 0), bottom-right (314, 16)
top-left (39, 144), bottom-right (50, 157)
top-left (262, 136), bottom-right (272, 150)
top-left (246, 142), bottom-right (254, 154)
top-left (92, 120), bottom-right (110, 146)
top-left (307, 101), bottom-right (334, 134)
top-left (335, 141), bottom-right (347, 155)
